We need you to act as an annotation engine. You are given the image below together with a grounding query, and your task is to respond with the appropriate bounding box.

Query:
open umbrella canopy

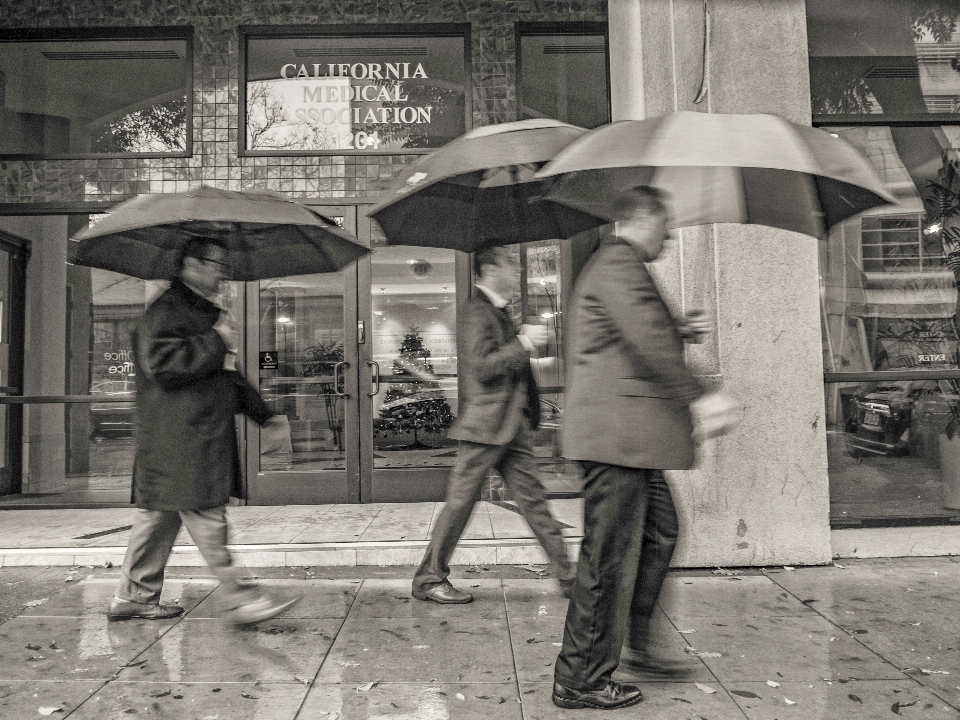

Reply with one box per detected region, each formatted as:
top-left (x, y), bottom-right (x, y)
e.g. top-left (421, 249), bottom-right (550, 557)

top-left (71, 185), bottom-right (369, 281)
top-left (535, 111), bottom-right (896, 238)
top-left (369, 119), bottom-right (608, 251)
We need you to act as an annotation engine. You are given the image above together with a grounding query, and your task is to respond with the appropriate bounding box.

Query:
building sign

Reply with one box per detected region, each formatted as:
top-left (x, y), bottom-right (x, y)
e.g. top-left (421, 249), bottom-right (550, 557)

top-left (244, 32), bottom-right (467, 153)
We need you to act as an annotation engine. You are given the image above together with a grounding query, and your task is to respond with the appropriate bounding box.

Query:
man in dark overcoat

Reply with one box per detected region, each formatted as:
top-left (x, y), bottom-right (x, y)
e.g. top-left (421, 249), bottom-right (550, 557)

top-left (107, 238), bottom-right (299, 624)
top-left (552, 187), bottom-right (737, 710)
top-left (412, 245), bottom-right (575, 603)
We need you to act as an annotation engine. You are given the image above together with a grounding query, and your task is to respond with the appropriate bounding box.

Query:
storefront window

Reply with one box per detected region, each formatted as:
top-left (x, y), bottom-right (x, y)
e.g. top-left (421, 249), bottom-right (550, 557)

top-left (516, 23), bottom-right (610, 129)
top-left (809, 0), bottom-right (960, 524)
top-left (242, 27), bottom-right (469, 154)
top-left (0, 29), bottom-right (191, 157)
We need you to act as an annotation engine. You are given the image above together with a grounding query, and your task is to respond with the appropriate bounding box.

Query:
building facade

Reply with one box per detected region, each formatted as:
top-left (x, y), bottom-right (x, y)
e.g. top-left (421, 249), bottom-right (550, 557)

top-left (0, 0), bottom-right (957, 565)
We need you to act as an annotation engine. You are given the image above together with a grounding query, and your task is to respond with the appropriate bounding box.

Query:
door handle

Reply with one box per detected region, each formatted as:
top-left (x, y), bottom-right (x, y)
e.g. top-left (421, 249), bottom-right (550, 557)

top-left (367, 360), bottom-right (380, 397)
top-left (333, 361), bottom-right (349, 398)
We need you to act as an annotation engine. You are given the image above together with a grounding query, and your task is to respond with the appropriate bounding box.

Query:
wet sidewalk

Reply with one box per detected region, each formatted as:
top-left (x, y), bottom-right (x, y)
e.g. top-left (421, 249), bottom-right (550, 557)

top-left (0, 501), bottom-right (584, 568)
top-left (1, 557), bottom-right (959, 718)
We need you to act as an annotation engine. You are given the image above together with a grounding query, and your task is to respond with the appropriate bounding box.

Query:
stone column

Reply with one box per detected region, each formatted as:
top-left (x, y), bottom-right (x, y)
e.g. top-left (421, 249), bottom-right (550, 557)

top-left (606, 0), bottom-right (831, 565)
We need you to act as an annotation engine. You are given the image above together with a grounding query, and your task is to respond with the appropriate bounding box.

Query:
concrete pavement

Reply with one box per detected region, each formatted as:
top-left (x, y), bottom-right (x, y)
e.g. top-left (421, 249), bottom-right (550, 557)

top-left (0, 558), bottom-right (959, 718)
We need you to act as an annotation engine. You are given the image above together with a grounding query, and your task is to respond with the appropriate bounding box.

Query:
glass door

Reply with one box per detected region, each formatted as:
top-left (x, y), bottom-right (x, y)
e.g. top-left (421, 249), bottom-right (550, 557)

top-left (245, 206), bottom-right (361, 504)
top-left (358, 211), bottom-right (467, 501)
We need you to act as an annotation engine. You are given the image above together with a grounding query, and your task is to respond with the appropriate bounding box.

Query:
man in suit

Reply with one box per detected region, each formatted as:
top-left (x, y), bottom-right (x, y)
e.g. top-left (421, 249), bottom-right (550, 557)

top-left (552, 187), bottom-right (737, 710)
top-left (107, 238), bottom-right (299, 625)
top-left (412, 245), bottom-right (575, 604)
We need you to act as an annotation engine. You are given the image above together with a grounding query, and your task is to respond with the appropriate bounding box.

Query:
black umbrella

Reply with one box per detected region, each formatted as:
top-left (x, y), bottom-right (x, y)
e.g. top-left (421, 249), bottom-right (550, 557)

top-left (71, 185), bottom-right (369, 280)
top-left (369, 119), bottom-right (608, 252)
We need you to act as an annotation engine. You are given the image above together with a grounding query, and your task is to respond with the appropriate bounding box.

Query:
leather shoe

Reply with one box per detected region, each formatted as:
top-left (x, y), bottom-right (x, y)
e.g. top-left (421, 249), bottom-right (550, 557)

top-left (412, 581), bottom-right (473, 604)
top-left (617, 648), bottom-right (696, 680)
top-left (552, 681), bottom-right (642, 710)
top-left (224, 595), bottom-right (301, 625)
top-left (107, 597), bottom-right (184, 621)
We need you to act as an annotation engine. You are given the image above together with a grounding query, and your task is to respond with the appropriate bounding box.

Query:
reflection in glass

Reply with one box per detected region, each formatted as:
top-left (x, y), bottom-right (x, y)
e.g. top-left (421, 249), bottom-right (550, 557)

top-left (0, 35), bottom-right (189, 155)
top-left (64, 260), bottom-right (148, 503)
top-left (245, 34), bottom-right (466, 152)
top-left (808, 0), bottom-right (960, 118)
top-left (371, 246), bottom-right (458, 468)
top-left (819, 124), bottom-right (960, 521)
top-left (259, 273), bottom-right (345, 471)
top-left (518, 30), bottom-right (610, 129)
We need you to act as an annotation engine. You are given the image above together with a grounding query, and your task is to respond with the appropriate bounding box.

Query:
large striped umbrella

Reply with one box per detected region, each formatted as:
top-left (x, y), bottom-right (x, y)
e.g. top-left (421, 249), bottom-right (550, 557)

top-left (535, 111), bottom-right (896, 238)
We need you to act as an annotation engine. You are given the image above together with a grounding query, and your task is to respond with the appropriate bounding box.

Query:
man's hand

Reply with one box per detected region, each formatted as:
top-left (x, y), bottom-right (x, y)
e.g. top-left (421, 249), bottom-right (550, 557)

top-left (520, 324), bottom-right (551, 347)
top-left (213, 311), bottom-right (237, 352)
top-left (690, 392), bottom-right (739, 442)
top-left (678, 309), bottom-right (711, 344)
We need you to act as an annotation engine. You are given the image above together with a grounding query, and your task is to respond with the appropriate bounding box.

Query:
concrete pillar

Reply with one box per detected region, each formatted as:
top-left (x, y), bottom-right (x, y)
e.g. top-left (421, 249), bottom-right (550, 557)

top-left (605, 0), bottom-right (831, 565)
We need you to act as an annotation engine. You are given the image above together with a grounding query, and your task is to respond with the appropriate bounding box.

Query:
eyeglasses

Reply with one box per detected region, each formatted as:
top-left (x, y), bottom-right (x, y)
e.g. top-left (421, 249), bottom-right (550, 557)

top-left (202, 256), bottom-right (229, 269)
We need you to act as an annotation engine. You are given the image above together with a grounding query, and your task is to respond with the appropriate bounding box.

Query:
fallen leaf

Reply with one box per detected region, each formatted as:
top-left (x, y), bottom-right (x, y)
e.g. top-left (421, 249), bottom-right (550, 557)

top-left (526, 638), bottom-right (541, 644)
top-left (767, 681), bottom-right (780, 687)
top-left (678, 629), bottom-right (696, 634)
top-left (456, 693), bottom-right (465, 700)
top-left (498, 697), bottom-right (506, 704)
top-left (671, 697), bottom-right (692, 704)
top-left (731, 690), bottom-right (761, 698)
top-left (849, 694), bottom-right (863, 703)
top-left (693, 651), bottom-right (721, 658)
top-left (552, 642), bottom-right (562, 647)
top-left (25, 644), bottom-right (41, 651)
top-left (785, 698), bottom-right (797, 705)
top-left (38, 708), bottom-right (62, 716)
top-left (833, 562), bottom-right (845, 568)
top-left (412, 645), bottom-right (430, 649)
top-left (783, 566), bottom-right (795, 571)
top-left (151, 690), bottom-right (171, 698)
top-left (695, 683), bottom-right (717, 694)
top-left (711, 568), bottom-right (742, 576)
top-left (356, 681), bottom-right (378, 692)
top-left (920, 669), bottom-right (950, 675)
top-left (24, 599), bottom-right (48, 608)
top-left (240, 693), bottom-right (259, 700)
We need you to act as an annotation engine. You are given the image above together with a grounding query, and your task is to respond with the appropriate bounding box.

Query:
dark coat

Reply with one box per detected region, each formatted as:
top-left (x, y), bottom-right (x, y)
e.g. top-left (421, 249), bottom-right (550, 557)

top-left (131, 279), bottom-right (271, 511)
top-left (447, 291), bottom-right (541, 446)
top-left (561, 238), bottom-right (705, 470)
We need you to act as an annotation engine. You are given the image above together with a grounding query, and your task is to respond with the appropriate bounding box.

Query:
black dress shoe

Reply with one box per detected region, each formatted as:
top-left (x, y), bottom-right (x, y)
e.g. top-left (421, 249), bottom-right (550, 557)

top-left (552, 681), bottom-right (642, 710)
top-left (411, 581), bottom-right (473, 604)
top-left (617, 648), bottom-right (696, 680)
top-left (107, 597), bottom-right (184, 620)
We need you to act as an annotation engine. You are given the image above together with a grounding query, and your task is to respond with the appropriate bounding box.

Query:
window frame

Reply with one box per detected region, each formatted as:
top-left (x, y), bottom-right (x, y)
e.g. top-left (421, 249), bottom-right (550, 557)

top-left (238, 23), bottom-right (472, 157)
top-left (515, 21), bottom-right (611, 127)
top-left (0, 26), bottom-right (194, 160)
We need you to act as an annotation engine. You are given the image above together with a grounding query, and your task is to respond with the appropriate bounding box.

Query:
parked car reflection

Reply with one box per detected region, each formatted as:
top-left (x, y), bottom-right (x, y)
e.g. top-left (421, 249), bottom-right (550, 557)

top-left (844, 380), bottom-right (956, 459)
top-left (90, 378), bottom-right (136, 440)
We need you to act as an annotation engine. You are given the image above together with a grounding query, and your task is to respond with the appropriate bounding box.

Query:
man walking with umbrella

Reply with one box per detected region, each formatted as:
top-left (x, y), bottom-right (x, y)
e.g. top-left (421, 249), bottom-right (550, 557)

top-left (412, 245), bottom-right (576, 604)
top-left (107, 237), bottom-right (299, 624)
top-left (552, 187), bottom-right (737, 709)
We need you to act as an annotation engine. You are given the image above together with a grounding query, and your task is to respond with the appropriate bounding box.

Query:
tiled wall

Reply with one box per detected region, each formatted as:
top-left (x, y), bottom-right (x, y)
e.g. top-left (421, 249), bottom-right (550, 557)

top-left (0, 0), bottom-right (606, 204)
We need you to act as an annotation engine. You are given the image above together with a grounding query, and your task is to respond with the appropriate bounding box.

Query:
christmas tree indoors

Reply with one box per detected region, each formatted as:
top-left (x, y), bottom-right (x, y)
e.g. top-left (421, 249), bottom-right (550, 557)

top-left (374, 326), bottom-right (454, 449)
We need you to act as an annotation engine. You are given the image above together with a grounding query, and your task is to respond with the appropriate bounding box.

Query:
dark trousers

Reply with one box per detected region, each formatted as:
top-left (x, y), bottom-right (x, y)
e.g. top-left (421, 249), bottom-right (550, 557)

top-left (554, 463), bottom-right (679, 691)
top-left (413, 422), bottom-right (574, 592)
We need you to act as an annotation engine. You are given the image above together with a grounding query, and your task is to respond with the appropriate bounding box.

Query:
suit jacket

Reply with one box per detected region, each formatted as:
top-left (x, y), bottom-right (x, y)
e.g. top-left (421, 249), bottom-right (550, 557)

top-left (448, 291), bottom-right (540, 445)
top-left (561, 238), bottom-right (705, 470)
